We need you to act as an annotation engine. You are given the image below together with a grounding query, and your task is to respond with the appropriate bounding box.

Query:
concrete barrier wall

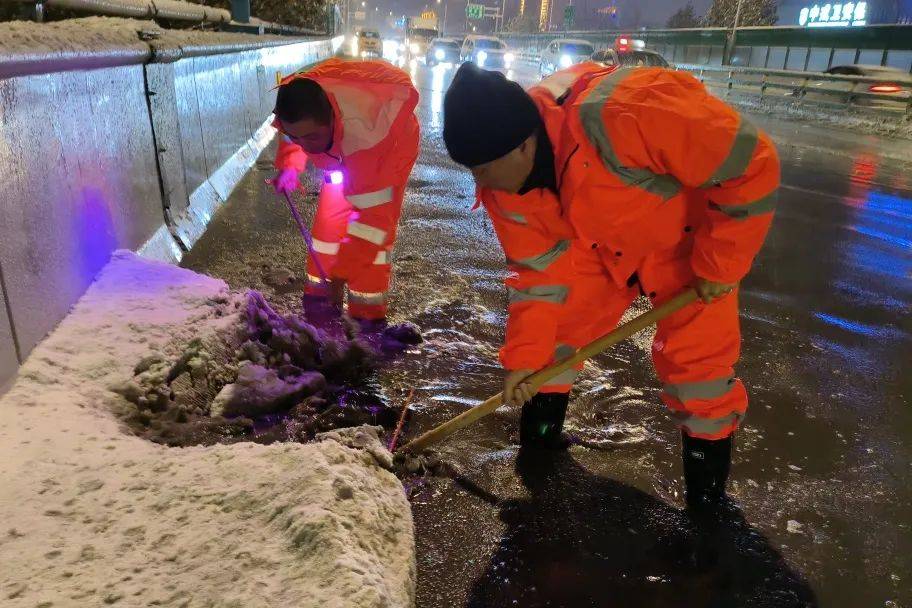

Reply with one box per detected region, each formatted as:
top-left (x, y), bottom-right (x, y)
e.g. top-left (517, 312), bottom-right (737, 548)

top-left (0, 25), bottom-right (332, 387)
top-left (0, 64), bottom-right (168, 360)
top-left (156, 42), bottom-right (330, 248)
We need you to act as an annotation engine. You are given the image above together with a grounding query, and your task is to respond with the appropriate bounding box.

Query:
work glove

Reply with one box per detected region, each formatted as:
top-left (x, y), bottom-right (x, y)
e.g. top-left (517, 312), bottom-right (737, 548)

top-left (270, 168), bottom-right (300, 196)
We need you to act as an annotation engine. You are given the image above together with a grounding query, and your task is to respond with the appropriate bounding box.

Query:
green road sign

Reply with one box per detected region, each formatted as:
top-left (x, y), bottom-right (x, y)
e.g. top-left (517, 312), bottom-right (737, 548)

top-left (563, 4), bottom-right (575, 28)
top-left (466, 3), bottom-right (484, 19)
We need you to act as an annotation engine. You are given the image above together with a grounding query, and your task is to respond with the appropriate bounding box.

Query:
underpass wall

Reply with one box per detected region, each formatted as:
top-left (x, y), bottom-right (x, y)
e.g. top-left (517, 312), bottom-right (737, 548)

top-left (0, 18), bottom-right (333, 386)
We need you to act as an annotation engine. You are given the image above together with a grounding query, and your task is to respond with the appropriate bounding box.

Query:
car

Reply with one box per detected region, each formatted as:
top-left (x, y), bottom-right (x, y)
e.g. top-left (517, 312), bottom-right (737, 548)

top-left (355, 29), bottom-right (382, 58)
top-left (590, 48), bottom-right (670, 68)
top-left (590, 36), bottom-right (669, 69)
top-left (405, 16), bottom-right (439, 59)
top-left (427, 38), bottom-right (462, 66)
top-left (796, 65), bottom-right (912, 110)
top-left (460, 35), bottom-right (514, 69)
top-left (539, 39), bottom-right (596, 76)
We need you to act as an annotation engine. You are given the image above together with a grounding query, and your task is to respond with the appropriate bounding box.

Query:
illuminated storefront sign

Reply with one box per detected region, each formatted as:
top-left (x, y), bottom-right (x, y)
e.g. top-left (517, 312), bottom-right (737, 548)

top-left (798, 1), bottom-right (867, 26)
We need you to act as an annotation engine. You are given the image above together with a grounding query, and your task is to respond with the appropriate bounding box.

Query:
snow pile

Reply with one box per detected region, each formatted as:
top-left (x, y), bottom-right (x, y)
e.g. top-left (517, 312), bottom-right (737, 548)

top-left (0, 16), bottom-right (303, 59)
top-left (714, 88), bottom-right (912, 141)
top-left (0, 251), bottom-right (415, 608)
top-left (0, 17), bottom-right (151, 56)
top-left (109, 286), bottom-right (418, 447)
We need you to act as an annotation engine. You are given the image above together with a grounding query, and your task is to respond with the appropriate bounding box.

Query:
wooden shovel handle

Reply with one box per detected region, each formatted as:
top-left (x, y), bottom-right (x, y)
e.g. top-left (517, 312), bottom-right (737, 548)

top-left (398, 288), bottom-right (699, 453)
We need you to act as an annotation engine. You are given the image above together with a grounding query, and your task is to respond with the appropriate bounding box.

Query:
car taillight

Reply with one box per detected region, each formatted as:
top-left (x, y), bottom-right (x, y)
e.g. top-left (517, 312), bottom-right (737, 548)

top-left (869, 83), bottom-right (902, 93)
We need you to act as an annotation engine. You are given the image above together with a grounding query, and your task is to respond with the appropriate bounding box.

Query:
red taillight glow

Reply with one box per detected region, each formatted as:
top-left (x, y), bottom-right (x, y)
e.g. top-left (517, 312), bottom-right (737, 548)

top-left (869, 83), bottom-right (902, 93)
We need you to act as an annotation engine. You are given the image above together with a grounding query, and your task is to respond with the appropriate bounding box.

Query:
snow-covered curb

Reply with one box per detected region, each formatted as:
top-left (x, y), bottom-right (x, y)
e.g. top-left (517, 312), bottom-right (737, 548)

top-left (0, 16), bottom-right (297, 57)
top-left (0, 251), bottom-right (415, 608)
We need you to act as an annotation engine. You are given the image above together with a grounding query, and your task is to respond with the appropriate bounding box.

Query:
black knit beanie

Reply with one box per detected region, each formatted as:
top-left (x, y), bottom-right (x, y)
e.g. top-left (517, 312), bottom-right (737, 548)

top-left (443, 62), bottom-right (541, 168)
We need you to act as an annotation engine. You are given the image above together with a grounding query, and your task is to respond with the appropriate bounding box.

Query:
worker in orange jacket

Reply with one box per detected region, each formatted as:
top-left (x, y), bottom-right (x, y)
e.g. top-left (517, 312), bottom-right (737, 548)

top-left (271, 59), bottom-right (420, 324)
top-left (443, 62), bottom-right (779, 511)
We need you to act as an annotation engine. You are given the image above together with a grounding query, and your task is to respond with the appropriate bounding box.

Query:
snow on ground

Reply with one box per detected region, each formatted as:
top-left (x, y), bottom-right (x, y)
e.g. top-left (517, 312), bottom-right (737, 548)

top-left (0, 17), bottom-right (149, 56)
top-left (0, 16), bottom-right (303, 59)
top-left (720, 90), bottom-right (912, 142)
top-left (0, 251), bottom-right (414, 608)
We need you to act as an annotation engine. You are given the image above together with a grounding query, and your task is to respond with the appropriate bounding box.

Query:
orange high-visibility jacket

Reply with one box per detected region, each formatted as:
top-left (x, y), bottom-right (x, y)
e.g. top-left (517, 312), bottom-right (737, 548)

top-left (274, 59), bottom-right (420, 281)
top-left (480, 63), bottom-right (780, 371)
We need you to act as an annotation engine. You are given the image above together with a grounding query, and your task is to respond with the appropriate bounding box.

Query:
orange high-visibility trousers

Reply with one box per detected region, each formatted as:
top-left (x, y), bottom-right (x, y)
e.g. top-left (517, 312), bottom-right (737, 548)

top-left (304, 180), bottom-right (407, 320)
top-left (553, 241), bottom-right (747, 440)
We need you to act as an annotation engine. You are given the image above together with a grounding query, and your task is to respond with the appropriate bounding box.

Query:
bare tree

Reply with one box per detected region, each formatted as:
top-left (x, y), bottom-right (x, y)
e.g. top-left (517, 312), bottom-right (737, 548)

top-left (703, 0), bottom-right (778, 26)
top-left (197, 0), bottom-right (329, 30)
top-left (505, 12), bottom-right (540, 32)
top-left (666, 2), bottom-right (701, 28)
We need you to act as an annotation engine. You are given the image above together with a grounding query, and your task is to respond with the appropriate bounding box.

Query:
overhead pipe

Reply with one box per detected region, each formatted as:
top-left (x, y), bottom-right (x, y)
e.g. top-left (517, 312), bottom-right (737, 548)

top-left (38, 0), bottom-right (150, 18)
top-left (19, 0), bottom-right (321, 34)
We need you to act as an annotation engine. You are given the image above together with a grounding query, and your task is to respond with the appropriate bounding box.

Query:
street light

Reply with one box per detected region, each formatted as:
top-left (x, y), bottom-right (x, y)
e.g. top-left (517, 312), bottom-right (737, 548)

top-left (725, 0), bottom-right (745, 65)
top-left (438, 0), bottom-right (449, 33)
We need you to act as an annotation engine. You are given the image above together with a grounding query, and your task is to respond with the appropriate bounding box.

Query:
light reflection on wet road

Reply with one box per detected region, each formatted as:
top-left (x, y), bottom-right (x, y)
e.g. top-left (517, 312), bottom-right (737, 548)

top-left (182, 61), bottom-right (912, 607)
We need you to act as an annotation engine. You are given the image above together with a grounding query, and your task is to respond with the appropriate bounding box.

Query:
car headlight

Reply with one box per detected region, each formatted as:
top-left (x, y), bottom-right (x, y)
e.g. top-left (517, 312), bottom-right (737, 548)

top-left (435, 49), bottom-right (445, 60)
top-left (504, 52), bottom-right (515, 64)
top-left (410, 42), bottom-right (420, 54)
top-left (559, 54), bottom-right (573, 68)
top-left (477, 50), bottom-right (488, 65)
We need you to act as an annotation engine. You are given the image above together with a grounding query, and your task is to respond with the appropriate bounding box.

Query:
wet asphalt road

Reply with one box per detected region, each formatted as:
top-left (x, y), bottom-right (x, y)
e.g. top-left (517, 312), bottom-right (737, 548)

top-left (181, 62), bottom-right (912, 607)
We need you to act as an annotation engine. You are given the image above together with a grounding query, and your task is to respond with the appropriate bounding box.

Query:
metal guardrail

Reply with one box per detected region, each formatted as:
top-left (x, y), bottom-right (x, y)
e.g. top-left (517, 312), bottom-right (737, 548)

top-left (503, 42), bottom-right (911, 121)
top-left (499, 25), bottom-right (912, 76)
top-left (18, 0), bottom-right (323, 36)
top-left (506, 49), bottom-right (911, 121)
top-left (677, 64), bottom-right (912, 119)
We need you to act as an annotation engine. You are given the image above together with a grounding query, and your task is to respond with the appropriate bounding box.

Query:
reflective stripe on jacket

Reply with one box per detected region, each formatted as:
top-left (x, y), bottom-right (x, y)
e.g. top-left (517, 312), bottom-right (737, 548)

top-left (274, 59), bottom-right (420, 281)
top-left (533, 64), bottom-right (779, 287)
top-left (478, 186), bottom-right (576, 370)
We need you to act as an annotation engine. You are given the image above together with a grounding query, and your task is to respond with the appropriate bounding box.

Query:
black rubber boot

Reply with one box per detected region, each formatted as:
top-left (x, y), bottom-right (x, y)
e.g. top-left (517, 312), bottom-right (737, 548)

top-left (301, 293), bottom-right (342, 327)
top-left (520, 392), bottom-right (571, 449)
top-left (682, 431), bottom-right (733, 512)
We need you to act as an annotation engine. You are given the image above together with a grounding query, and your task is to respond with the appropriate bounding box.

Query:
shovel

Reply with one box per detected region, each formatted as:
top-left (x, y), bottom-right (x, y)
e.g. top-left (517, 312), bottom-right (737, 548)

top-left (282, 191), bottom-right (329, 286)
top-left (398, 288), bottom-right (700, 453)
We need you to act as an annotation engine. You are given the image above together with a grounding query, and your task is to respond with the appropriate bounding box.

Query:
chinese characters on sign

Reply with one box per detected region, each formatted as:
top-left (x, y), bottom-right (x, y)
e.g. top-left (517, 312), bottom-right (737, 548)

top-left (798, 1), bottom-right (867, 26)
top-left (465, 3), bottom-right (485, 19)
